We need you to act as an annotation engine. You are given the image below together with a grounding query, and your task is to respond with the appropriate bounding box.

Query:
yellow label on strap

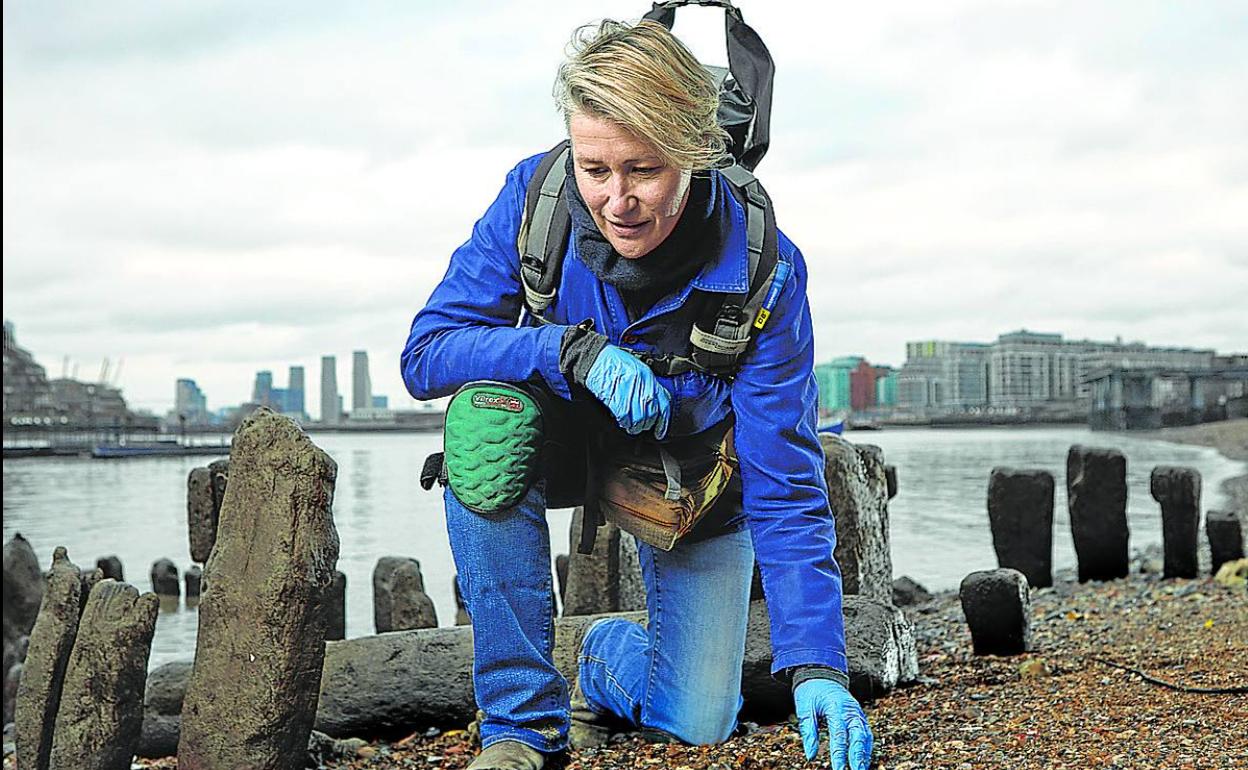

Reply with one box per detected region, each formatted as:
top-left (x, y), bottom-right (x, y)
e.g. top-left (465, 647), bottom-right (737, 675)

top-left (753, 308), bottom-right (771, 329)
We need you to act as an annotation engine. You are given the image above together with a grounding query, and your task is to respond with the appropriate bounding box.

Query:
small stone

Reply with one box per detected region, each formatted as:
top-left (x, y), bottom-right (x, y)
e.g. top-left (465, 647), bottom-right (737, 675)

top-left (892, 575), bottom-right (934, 607)
top-left (1214, 558), bottom-right (1248, 589)
top-left (1018, 658), bottom-right (1050, 678)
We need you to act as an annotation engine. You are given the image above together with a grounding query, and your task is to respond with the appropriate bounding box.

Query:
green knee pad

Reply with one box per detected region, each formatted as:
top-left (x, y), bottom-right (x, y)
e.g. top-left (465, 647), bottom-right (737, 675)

top-left (443, 381), bottom-right (545, 514)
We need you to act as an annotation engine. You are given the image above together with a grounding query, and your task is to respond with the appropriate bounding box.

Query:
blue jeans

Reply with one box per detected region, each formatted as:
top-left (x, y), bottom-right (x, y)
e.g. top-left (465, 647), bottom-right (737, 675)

top-left (445, 482), bottom-right (754, 753)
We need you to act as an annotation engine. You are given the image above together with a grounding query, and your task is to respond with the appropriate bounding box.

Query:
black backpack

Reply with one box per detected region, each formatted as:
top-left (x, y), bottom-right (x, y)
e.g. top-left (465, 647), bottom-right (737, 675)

top-left (517, 1), bottom-right (785, 380)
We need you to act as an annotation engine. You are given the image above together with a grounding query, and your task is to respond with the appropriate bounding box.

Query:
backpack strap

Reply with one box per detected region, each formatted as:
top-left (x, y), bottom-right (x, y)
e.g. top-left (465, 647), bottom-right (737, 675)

top-left (640, 163), bottom-right (782, 379)
top-left (518, 141), bottom-right (572, 319)
top-left (516, 143), bottom-right (784, 380)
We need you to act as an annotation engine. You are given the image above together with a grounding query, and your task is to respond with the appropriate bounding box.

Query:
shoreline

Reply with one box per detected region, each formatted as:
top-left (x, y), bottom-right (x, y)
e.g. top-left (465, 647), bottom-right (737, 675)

top-left (1131, 418), bottom-right (1248, 514)
top-left (160, 571), bottom-right (1239, 770)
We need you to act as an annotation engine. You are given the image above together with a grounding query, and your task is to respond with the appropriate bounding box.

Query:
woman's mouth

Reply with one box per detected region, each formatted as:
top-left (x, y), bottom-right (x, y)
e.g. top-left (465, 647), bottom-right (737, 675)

top-left (607, 219), bottom-right (648, 237)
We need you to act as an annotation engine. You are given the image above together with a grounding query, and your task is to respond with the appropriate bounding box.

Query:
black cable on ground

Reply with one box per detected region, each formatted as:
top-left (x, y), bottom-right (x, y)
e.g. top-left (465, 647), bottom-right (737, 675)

top-left (1089, 655), bottom-right (1248, 695)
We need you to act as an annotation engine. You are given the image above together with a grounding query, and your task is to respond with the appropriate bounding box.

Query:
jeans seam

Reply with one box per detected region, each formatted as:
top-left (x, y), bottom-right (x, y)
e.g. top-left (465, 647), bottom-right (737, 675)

top-left (538, 484), bottom-right (559, 723)
top-left (642, 548), bottom-right (663, 725)
top-left (580, 653), bottom-right (636, 710)
top-left (481, 727), bottom-right (563, 753)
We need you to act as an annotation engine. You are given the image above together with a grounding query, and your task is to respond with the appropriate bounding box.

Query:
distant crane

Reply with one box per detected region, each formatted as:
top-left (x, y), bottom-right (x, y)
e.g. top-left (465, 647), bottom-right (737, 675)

top-left (111, 357), bottom-right (125, 387)
top-left (99, 358), bottom-right (110, 385)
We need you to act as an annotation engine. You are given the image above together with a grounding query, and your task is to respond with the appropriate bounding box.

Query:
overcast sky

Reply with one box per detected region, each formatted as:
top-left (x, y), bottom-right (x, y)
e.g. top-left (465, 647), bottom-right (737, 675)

top-left (4, 1), bottom-right (1245, 417)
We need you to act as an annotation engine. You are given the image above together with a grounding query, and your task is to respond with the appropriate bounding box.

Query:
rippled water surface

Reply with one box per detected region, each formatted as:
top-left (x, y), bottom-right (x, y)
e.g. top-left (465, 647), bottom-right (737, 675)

top-left (3, 426), bottom-right (1241, 670)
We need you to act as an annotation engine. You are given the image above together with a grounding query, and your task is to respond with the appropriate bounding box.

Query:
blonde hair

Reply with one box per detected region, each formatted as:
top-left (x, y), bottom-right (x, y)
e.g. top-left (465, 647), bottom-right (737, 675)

top-left (554, 19), bottom-right (730, 171)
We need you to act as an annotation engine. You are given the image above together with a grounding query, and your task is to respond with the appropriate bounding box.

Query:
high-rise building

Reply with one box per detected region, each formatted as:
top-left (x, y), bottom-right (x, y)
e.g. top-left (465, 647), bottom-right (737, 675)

top-left (898, 341), bottom-right (991, 410)
top-left (352, 351), bottom-right (372, 411)
top-left (988, 330), bottom-right (1214, 408)
top-left (895, 330), bottom-right (1216, 412)
top-left (814, 357), bottom-right (860, 415)
top-left (321, 356), bottom-right (339, 425)
top-left (252, 370), bottom-right (273, 407)
top-left (372, 395), bottom-right (388, 409)
top-left (876, 370), bottom-right (898, 407)
top-left (175, 379), bottom-right (209, 424)
top-left (287, 366), bottom-right (306, 416)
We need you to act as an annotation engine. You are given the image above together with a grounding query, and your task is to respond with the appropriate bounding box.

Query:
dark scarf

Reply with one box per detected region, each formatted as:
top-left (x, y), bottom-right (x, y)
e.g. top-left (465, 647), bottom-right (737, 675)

top-left (564, 154), bottom-right (724, 320)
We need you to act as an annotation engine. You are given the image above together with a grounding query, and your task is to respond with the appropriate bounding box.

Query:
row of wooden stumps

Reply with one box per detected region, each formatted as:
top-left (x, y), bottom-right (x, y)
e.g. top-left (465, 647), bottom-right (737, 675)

top-left (189, 459), bottom-right (443, 637)
top-left (11, 408), bottom-right (340, 770)
top-left (961, 444), bottom-right (1245, 657)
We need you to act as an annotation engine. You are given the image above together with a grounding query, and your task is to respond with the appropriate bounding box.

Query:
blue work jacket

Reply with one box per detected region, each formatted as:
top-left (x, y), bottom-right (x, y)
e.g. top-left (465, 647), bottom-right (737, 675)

top-left (401, 152), bottom-right (847, 677)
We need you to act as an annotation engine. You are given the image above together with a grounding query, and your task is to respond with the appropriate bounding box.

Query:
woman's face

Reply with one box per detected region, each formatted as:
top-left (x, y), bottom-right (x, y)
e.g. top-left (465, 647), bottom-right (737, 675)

top-left (569, 111), bottom-right (690, 259)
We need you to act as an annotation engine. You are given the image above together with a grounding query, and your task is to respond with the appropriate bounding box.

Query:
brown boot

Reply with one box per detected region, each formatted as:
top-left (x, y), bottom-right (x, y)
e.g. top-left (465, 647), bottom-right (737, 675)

top-left (466, 740), bottom-right (546, 770)
top-left (568, 618), bottom-right (620, 750)
top-left (568, 672), bottom-right (613, 749)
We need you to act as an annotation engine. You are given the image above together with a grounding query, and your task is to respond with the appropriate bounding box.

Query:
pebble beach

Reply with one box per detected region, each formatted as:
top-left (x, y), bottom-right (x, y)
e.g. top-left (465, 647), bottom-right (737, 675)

top-left (302, 421), bottom-right (1248, 770)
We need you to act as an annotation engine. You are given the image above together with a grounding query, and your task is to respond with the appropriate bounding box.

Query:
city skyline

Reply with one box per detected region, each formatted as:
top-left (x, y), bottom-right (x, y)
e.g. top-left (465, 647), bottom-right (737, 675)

top-left (5, 2), bottom-right (1245, 413)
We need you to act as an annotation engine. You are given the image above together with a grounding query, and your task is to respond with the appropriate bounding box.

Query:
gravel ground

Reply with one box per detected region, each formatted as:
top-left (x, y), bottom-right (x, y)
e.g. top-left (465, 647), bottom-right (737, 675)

top-left (111, 570), bottom-right (1245, 770)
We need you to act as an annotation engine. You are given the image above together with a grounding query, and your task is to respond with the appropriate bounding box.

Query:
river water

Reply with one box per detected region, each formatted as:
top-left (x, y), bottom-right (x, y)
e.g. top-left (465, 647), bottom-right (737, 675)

top-left (3, 426), bottom-right (1242, 670)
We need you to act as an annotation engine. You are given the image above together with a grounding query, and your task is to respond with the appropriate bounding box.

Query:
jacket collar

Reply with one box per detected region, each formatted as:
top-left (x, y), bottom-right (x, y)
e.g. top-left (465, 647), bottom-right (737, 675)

top-left (688, 172), bottom-right (750, 294)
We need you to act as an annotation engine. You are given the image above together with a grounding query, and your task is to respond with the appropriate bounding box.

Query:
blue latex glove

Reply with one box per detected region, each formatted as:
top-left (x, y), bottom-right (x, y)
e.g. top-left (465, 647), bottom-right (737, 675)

top-left (583, 345), bottom-right (671, 439)
top-left (795, 678), bottom-right (873, 770)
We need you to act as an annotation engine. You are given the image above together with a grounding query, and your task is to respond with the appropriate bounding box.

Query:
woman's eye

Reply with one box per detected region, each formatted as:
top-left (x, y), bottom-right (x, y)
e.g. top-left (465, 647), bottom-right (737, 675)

top-left (585, 167), bottom-right (608, 178)
top-left (633, 167), bottom-right (658, 176)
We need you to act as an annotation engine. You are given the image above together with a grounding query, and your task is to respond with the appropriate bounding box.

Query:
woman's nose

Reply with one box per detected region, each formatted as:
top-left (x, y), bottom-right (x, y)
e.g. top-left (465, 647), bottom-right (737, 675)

top-left (605, 176), bottom-right (636, 217)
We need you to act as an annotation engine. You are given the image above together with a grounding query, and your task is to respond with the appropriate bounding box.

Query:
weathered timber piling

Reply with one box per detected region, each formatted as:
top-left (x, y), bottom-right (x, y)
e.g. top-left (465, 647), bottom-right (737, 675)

top-left (184, 565), bottom-right (203, 600)
top-left (1150, 466), bottom-right (1202, 579)
top-left (48, 579), bottom-right (159, 770)
top-left (373, 557), bottom-right (437, 632)
top-left (187, 460), bottom-right (231, 565)
top-left (1067, 445), bottom-right (1130, 581)
top-left (3, 533), bottom-right (44, 651)
top-left (77, 567), bottom-right (105, 617)
top-left (178, 409), bottom-right (339, 770)
top-left (137, 660), bottom-right (191, 759)
top-left (134, 596), bottom-right (918, 754)
top-left (820, 435), bottom-right (893, 602)
top-left (960, 568), bottom-right (1032, 656)
top-left (1206, 510), bottom-right (1245, 574)
top-left (186, 466), bottom-right (216, 564)
top-left (3, 660), bottom-right (21, 728)
top-left (323, 570), bottom-right (347, 641)
top-left (987, 468), bottom-right (1055, 588)
top-left (149, 558), bottom-right (180, 599)
top-left (553, 557), bottom-right (569, 604)
top-left (562, 509), bottom-right (646, 616)
top-left (840, 596), bottom-right (919, 700)
top-left (4, 533), bottom-right (44, 731)
top-left (14, 548), bottom-right (82, 770)
top-left (95, 555), bottom-right (124, 582)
